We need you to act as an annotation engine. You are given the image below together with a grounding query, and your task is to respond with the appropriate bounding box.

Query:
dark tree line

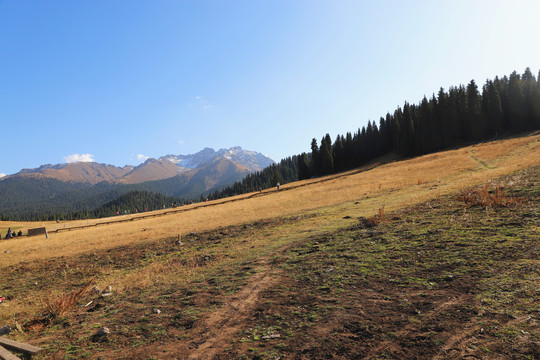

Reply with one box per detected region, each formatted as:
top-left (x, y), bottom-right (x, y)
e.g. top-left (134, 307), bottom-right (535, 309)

top-left (209, 156), bottom-right (299, 198)
top-left (213, 68), bottom-right (540, 196)
top-left (64, 191), bottom-right (187, 220)
top-left (0, 181), bottom-right (188, 221)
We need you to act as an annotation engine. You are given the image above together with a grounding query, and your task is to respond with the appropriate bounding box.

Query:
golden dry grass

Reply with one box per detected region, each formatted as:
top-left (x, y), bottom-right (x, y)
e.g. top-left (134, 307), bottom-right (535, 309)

top-left (0, 134), bottom-right (539, 269)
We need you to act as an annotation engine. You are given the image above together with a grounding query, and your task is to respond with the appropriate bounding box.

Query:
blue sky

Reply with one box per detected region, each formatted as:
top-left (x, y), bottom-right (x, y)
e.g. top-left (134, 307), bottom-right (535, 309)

top-left (1, 0), bottom-right (539, 176)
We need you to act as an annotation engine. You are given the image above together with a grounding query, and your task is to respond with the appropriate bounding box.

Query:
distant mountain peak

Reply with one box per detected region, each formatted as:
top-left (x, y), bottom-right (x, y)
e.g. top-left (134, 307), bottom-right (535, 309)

top-left (161, 146), bottom-right (274, 172)
top-left (0, 145), bottom-right (276, 219)
top-left (4, 146), bottom-right (274, 186)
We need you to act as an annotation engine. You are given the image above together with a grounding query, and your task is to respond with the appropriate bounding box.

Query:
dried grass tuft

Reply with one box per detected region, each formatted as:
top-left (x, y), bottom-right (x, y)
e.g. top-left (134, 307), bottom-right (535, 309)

top-left (38, 280), bottom-right (93, 322)
top-left (456, 184), bottom-right (525, 208)
top-left (368, 207), bottom-right (386, 225)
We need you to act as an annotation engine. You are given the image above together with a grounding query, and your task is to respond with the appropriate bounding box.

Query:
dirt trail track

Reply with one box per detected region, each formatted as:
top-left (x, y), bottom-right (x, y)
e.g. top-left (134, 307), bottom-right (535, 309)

top-left (186, 259), bottom-right (282, 359)
top-left (365, 294), bottom-right (472, 359)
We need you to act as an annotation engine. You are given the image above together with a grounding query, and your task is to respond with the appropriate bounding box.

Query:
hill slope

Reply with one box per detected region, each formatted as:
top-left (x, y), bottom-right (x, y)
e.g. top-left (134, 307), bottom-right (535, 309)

top-left (0, 134), bottom-right (538, 359)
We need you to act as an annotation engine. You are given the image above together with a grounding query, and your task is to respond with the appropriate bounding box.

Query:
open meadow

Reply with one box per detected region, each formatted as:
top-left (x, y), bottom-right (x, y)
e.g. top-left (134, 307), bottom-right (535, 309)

top-left (0, 133), bottom-right (539, 359)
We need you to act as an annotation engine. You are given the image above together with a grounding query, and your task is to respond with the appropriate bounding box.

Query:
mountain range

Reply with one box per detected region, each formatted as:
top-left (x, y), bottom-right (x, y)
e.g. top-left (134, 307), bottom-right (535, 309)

top-left (10, 147), bottom-right (273, 185)
top-left (0, 147), bottom-right (274, 219)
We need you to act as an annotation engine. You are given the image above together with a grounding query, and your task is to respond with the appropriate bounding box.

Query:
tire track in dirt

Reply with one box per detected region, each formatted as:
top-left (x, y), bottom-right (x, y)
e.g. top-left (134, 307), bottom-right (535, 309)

top-left (364, 294), bottom-right (471, 359)
top-left (185, 258), bottom-right (283, 359)
top-left (432, 314), bottom-right (533, 360)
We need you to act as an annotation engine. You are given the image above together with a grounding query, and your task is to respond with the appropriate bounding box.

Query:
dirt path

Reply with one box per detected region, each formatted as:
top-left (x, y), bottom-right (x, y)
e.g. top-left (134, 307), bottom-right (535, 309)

top-left (364, 294), bottom-right (473, 359)
top-left (188, 259), bottom-right (280, 359)
top-left (185, 259), bottom-right (282, 359)
top-left (433, 314), bottom-right (534, 360)
top-left (118, 254), bottom-right (285, 360)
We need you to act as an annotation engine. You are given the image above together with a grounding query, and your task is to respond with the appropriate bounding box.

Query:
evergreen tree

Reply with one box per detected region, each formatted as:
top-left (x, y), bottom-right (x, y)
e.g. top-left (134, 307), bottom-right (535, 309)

top-left (393, 107), bottom-right (403, 154)
top-left (272, 166), bottom-right (283, 186)
top-left (319, 133), bottom-right (334, 175)
top-left (332, 135), bottom-right (345, 172)
top-left (522, 67), bottom-right (538, 129)
top-left (310, 138), bottom-right (320, 176)
top-left (483, 80), bottom-right (504, 136)
top-left (508, 71), bottom-right (527, 131)
top-left (298, 152), bottom-right (311, 180)
top-left (466, 79), bottom-right (484, 140)
top-left (533, 70), bottom-right (540, 127)
top-left (401, 102), bottom-right (415, 156)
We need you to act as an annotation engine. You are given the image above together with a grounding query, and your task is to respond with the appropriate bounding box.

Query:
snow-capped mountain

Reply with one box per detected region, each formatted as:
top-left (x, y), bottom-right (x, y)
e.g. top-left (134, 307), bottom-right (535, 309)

top-left (4, 147), bottom-right (275, 185)
top-left (0, 146), bottom-right (275, 219)
top-left (161, 146), bottom-right (274, 173)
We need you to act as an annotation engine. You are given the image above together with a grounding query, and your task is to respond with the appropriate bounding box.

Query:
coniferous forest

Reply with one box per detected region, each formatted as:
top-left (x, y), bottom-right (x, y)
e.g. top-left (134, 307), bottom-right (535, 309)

top-left (211, 68), bottom-right (540, 198)
top-left (3, 68), bottom-right (539, 221)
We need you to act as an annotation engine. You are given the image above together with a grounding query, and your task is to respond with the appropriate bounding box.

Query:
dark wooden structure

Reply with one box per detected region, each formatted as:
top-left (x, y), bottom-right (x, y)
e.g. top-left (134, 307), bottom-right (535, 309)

top-left (0, 337), bottom-right (43, 359)
top-left (26, 227), bottom-right (48, 238)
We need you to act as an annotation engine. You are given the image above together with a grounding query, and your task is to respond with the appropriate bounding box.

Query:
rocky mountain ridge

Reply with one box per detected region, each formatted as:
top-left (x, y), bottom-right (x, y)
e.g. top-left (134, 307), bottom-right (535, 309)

top-left (6, 147), bottom-right (274, 185)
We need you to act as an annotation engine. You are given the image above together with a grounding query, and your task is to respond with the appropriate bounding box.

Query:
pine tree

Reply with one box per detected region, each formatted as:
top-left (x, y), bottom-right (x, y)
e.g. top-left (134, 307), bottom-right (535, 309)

top-left (466, 79), bottom-right (484, 140)
top-left (319, 134), bottom-right (334, 175)
top-left (272, 166), bottom-right (283, 186)
top-left (523, 67), bottom-right (538, 129)
top-left (484, 80), bottom-right (504, 136)
top-left (533, 70), bottom-right (540, 128)
top-left (393, 107), bottom-right (403, 154)
top-left (437, 88), bottom-right (453, 147)
top-left (298, 152), bottom-right (311, 180)
top-left (332, 135), bottom-right (345, 172)
top-left (310, 138), bottom-right (320, 176)
top-left (401, 102), bottom-right (415, 156)
top-left (508, 71), bottom-right (527, 131)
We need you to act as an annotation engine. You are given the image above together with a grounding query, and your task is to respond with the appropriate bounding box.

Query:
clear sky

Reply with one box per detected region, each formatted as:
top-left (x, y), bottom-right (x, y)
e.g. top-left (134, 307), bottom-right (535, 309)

top-left (1, 0), bottom-right (539, 176)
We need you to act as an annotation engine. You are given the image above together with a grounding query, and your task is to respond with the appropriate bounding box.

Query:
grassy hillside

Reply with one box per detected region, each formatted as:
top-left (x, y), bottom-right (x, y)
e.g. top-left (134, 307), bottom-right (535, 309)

top-left (0, 134), bottom-right (538, 359)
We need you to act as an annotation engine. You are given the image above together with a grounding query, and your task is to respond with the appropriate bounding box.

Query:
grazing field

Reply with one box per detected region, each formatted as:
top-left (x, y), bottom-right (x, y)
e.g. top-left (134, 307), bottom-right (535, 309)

top-left (0, 134), bottom-right (539, 359)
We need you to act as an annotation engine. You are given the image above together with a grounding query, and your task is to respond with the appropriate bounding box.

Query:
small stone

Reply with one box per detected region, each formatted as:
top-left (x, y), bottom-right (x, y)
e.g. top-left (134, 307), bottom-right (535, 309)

top-left (15, 322), bottom-right (24, 334)
top-left (97, 327), bottom-right (110, 336)
top-left (104, 286), bottom-right (112, 293)
top-left (92, 286), bottom-right (101, 294)
top-left (261, 333), bottom-right (280, 340)
top-left (91, 327), bottom-right (111, 343)
top-left (3, 250), bottom-right (8, 254)
top-left (152, 309), bottom-right (162, 314)
top-left (0, 326), bottom-right (11, 335)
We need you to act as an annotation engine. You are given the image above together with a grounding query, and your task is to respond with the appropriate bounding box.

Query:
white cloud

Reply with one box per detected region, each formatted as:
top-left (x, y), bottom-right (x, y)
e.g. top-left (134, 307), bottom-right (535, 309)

top-left (193, 95), bottom-right (213, 110)
top-left (178, 138), bottom-right (185, 145)
top-left (0, 173), bottom-right (6, 178)
top-left (64, 153), bottom-right (95, 163)
top-left (137, 154), bottom-right (150, 162)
